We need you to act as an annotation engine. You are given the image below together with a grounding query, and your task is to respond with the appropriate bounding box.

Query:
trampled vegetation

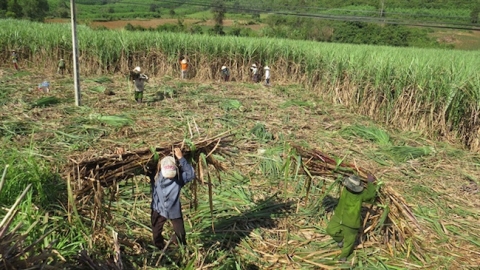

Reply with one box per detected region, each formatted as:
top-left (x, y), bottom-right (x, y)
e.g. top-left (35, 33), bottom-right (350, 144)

top-left (1, 18), bottom-right (480, 269)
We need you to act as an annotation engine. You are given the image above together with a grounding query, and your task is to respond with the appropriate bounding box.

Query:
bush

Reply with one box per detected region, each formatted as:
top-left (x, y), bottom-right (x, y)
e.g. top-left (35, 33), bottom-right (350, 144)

top-left (124, 23), bottom-right (135, 31)
top-left (5, 11), bottom-right (17, 19)
top-left (228, 27), bottom-right (255, 37)
top-left (156, 23), bottom-right (182, 33)
top-left (189, 25), bottom-right (203, 34)
top-left (56, 7), bottom-right (70, 18)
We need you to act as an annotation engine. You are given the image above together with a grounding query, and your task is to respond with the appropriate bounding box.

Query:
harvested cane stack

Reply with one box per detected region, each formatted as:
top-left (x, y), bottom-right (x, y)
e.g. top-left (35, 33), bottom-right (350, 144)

top-left (66, 132), bottom-right (234, 223)
top-left (291, 144), bottom-right (426, 262)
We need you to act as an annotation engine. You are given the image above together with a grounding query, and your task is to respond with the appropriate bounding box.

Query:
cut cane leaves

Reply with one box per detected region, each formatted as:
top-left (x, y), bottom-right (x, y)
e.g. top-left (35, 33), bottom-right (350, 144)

top-left (89, 113), bottom-right (134, 127)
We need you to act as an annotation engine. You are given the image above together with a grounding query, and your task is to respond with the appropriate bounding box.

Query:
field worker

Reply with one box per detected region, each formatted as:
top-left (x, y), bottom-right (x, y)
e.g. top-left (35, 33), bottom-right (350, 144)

top-left (250, 63), bottom-right (259, 83)
top-left (179, 56), bottom-right (189, 79)
top-left (326, 174), bottom-right (377, 262)
top-left (11, 50), bottom-right (18, 70)
top-left (129, 66), bottom-right (149, 103)
top-left (264, 66), bottom-right (271, 86)
top-left (57, 58), bottom-right (66, 75)
top-left (220, 66), bottom-right (230, 82)
top-left (151, 148), bottom-right (195, 250)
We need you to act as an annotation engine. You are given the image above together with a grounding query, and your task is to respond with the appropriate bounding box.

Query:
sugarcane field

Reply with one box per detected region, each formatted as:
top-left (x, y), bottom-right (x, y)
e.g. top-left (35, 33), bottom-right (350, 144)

top-left (1, 19), bottom-right (480, 270)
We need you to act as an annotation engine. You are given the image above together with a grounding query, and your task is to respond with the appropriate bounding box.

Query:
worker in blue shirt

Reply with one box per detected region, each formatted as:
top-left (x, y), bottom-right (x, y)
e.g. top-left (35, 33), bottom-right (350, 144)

top-left (150, 148), bottom-right (195, 250)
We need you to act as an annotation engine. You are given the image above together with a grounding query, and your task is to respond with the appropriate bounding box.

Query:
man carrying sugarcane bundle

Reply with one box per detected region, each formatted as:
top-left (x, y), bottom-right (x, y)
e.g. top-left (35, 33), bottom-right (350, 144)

top-left (150, 148), bottom-right (195, 251)
top-left (326, 174), bottom-right (377, 262)
top-left (129, 66), bottom-right (149, 103)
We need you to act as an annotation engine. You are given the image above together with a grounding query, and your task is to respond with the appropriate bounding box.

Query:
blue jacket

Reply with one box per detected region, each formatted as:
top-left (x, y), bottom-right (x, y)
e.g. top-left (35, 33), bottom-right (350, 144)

top-left (151, 157), bottom-right (195, 219)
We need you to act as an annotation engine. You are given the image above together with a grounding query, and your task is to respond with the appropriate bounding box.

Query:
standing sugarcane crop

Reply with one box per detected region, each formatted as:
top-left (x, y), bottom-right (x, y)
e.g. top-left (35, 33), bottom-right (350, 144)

top-left (129, 66), bottom-right (149, 103)
top-left (150, 148), bottom-right (195, 250)
top-left (326, 174), bottom-right (377, 262)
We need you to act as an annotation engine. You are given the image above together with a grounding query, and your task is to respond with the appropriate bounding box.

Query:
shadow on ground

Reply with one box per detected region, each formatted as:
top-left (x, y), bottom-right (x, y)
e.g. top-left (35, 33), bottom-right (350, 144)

top-left (199, 194), bottom-right (295, 267)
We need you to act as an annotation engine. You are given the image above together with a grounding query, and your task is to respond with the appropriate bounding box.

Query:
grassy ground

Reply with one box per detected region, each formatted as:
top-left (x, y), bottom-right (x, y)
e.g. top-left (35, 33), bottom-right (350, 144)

top-left (0, 65), bottom-right (479, 269)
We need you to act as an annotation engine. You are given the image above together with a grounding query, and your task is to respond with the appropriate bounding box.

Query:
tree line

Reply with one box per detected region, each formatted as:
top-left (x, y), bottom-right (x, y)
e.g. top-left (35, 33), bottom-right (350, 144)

top-left (1, 0), bottom-right (478, 25)
top-left (0, 0), bottom-right (49, 21)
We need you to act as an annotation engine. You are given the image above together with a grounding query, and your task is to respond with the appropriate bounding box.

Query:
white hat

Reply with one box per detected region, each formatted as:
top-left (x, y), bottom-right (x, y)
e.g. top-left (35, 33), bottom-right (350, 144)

top-left (160, 156), bottom-right (177, 178)
top-left (251, 64), bottom-right (257, 67)
top-left (264, 66), bottom-right (270, 70)
top-left (181, 59), bottom-right (187, 64)
top-left (343, 175), bottom-right (364, 193)
top-left (133, 66), bottom-right (141, 72)
top-left (221, 66), bottom-right (227, 70)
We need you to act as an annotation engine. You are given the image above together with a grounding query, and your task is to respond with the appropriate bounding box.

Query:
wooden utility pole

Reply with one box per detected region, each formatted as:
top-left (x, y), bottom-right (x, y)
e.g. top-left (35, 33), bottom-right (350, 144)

top-left (70, 0), bottom-right (81, 106)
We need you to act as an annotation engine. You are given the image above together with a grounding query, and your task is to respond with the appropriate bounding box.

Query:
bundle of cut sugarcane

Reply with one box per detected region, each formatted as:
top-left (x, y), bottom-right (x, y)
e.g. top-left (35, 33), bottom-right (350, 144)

top-left (67, 132), bottom-right (234, 195)
top-left (291, 143), bottom-right (370, 178)
top-left (291, 144), bottom-right (426, 261)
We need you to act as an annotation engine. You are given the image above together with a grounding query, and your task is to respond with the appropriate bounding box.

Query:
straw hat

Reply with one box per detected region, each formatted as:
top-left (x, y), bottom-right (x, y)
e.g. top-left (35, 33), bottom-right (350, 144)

top-left (160, 156), bottom-right (177, 178)
top-left (221, 66), bottom-right (227, 70)
top-left (133, 66), bottom-right (141, 73)
top-left (264, 66), bottom-right (270, 70)
top-left (343, 175), bottom-right (364, 193)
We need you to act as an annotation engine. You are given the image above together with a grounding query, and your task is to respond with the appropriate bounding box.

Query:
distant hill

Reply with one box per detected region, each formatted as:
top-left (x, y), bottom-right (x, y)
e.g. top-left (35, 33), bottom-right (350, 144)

top-left (62, 0), bottom-right (479, 26)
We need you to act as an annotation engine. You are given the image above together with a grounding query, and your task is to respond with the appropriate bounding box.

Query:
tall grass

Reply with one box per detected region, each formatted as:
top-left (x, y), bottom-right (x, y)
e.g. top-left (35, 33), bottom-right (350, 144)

top-left (0, 155), bottom-right (93, 266)
top-left (0, 146), bottom-right (64, 208)
top-left (1, 19), bottom-right (480, 149)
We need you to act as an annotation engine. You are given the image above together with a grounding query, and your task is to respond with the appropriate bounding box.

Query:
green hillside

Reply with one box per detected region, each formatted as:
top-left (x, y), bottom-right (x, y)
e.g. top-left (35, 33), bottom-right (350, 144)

top-left (41, 0), bottom-right (479, 25)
